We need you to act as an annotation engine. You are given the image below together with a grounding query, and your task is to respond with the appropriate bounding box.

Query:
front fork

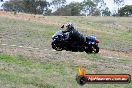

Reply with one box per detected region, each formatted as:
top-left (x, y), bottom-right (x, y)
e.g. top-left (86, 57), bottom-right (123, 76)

top-left (84, 43), bottom-right (98, 52)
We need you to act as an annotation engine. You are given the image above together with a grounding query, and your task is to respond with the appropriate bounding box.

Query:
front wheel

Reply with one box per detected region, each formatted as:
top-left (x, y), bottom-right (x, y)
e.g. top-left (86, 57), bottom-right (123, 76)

top-left (52, 42), bottom-right (63, 51)
top-left (93, 45), bottom-right (99, 53)
top-left (85, 45), bottom-right (99, 54)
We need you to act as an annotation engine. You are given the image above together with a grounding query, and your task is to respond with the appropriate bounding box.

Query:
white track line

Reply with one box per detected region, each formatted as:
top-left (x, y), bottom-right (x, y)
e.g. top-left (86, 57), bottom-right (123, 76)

top-left (1, 43), bottom-right (41, 50)
top-left (52, 50), bottom-right (56, 52)
top-left (26, 47), bottom-right (33, 49)
top-left (10, 45), bottom-right (17, 47)
top-left (75, 52), bottom-right (80, 55)
top-left (19, 46), bottom-right (23, 48)
top-left (1, 43), bottom-right (57, 52)
top-left (34, 48), bottom-right (39, 50)
top-left (44, 49), bottom-right (48, 50)
top-left (108, 56), bottom-right (113, 59)
top-left (1, 44), bottom-right (7, 46)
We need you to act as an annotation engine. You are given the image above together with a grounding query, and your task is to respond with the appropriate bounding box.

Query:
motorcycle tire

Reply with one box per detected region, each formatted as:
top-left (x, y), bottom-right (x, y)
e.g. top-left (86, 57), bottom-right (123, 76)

top-left (85, 45), bottom-right (99, 54)
top-left (93, 45), bottom-right (99, 53)
top-left (52, 42), bottom-right (63, 51)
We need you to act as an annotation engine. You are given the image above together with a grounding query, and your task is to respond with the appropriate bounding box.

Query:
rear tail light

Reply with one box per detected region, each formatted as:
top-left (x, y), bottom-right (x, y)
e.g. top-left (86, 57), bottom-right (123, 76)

top-left (96, 40), bottom-right (100, 43)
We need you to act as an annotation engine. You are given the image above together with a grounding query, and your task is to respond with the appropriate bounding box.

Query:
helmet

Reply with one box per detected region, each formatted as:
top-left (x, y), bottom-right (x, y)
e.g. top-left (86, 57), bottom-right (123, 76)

top-left (65, 22), bottom-right (74, 29)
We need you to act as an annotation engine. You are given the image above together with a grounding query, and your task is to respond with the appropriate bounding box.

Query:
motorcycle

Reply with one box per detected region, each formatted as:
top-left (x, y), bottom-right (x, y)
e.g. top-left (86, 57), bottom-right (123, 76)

top-left (51, 30), bottom-right (100, 53)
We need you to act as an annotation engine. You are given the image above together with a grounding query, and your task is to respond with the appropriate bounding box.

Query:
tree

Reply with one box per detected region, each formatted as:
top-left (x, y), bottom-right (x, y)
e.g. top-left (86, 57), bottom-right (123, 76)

top-left (113, 0), bottom-right (124, 14)
top-left (51, 0), bottom-right (66, 9)
top-left (53, 6), bottom-right (71, 16)
top-left (35, 0), bottom-right (50, 14)
top-left (2, 1), bottom-right (14, 11)
top-left (118, 5), bottom-right (132, 16)
top-left (93, 0), bottom-right (105, 8)
top-left (114, 0), bottom-right (124, 8)
top-left (82, 0), bottom-right (96, 16)
top-left (23, 0), bottom-right (36, 14)
top-left (93, 0), bottom-right (111, 16)
top-left (44, 9), bottom-right (52, 15)
top-left (92, 9), bottom-right (100, 16)
top-left (53, 2), bottom-right (82, 16)
top-left (2, 0), bottom-right (50, 15)
top-left (102, 7), bottom-right (111, 16)
top-left (2, 0), bottom-right (24, 12)
top-left (69, 2), bottom-right (83, 16)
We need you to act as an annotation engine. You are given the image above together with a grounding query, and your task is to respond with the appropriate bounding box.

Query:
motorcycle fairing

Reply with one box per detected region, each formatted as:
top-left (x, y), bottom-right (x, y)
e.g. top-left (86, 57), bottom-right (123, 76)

top-left (86, 36), bottom-right (96, 44)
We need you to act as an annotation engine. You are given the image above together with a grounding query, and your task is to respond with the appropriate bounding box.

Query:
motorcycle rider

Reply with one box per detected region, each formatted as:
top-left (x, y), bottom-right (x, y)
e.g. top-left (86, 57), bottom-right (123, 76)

top-left (61, 22), bottom-right (85, 48)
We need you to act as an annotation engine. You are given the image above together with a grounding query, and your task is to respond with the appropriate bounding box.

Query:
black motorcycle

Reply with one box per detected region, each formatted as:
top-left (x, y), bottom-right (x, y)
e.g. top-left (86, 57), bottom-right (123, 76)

top-left (51, 30), bottom-right (100, 53)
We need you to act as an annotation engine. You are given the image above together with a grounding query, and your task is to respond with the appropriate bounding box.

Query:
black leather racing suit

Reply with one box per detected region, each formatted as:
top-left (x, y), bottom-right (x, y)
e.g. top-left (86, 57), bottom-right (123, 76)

top-left (62, 27), bottom-right (85, 47)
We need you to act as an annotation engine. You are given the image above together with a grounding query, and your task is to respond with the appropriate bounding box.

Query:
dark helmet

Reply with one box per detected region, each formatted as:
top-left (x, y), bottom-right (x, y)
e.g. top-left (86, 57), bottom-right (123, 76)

top-left (65, 22), bottom-right (74, 29)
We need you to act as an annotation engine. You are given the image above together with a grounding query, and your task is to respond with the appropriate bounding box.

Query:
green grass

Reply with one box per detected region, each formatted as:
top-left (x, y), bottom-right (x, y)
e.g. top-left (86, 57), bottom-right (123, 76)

top-left (0, 54), bottom-right (33, 67)
top-left (0, 15), bottom-right (132, 88)
top-left (0, 16), bottom-right (58, 37)
top-left (0, 16), bottom-right (131, 50)
top-left (0, 54), bottom-right (132, 88)
top-left (0, 54), bottom-right (77, 88)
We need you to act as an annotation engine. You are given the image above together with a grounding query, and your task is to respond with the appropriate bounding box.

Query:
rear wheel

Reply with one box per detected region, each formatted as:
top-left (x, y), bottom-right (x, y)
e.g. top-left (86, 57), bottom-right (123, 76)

top-left (84, 47), bottom-right (93, 53)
